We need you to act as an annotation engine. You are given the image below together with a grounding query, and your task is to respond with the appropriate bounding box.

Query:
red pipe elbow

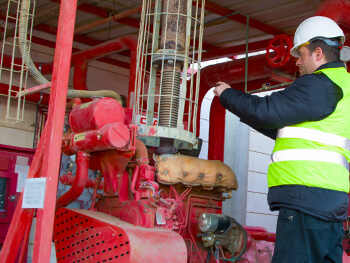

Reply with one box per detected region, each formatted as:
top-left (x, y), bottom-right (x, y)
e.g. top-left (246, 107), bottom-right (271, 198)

top-left (56, 151), bottom-right (91, 210)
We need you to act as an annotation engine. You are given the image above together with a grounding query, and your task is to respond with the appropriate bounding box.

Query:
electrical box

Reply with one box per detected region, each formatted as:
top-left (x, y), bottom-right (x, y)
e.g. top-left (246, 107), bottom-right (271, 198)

top-left (0, 144), bottom-right (35, 245)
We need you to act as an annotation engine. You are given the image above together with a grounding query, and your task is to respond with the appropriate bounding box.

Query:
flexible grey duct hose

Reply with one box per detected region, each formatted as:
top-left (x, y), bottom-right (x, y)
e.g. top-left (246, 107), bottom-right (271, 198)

top-left (18, 1), bottom-right (122, 105)
top-left (19, 0), bottom-right (49, 84)
top-left (66, 89), bottom-right (123, 105)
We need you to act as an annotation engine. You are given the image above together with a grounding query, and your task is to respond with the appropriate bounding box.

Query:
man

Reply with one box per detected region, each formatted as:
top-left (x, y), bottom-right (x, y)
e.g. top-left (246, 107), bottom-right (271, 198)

top-left (214, 16), bottom-right (350, 263)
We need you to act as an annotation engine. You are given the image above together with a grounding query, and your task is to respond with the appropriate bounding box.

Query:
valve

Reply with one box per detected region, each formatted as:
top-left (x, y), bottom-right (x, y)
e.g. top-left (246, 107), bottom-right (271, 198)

top-left (266, 34), bottom-right (292, 68)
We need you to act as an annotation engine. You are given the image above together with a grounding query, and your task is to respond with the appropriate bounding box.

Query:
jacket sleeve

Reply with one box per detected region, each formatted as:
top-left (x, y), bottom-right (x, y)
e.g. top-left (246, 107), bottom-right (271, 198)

top-left (219, 74), bottom-right (341, 130)
top-left (241, 120), bottom-right (277, 140)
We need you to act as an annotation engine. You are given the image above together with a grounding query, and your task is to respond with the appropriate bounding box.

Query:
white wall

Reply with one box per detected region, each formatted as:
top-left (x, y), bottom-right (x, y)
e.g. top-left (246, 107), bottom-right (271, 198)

top-left (245, 128), bottom-right (278, 232)
top-left (198, 88), bottom-right (214, 160)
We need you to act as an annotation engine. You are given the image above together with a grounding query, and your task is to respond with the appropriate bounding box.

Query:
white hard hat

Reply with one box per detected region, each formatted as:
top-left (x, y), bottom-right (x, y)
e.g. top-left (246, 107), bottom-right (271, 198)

top-left (290, 16), bottom-right (345, 57)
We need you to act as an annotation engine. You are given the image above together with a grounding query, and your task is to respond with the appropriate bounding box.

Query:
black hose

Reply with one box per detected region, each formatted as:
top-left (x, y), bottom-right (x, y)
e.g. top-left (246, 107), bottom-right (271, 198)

top-left (206, 250), bottom-right (212, 263)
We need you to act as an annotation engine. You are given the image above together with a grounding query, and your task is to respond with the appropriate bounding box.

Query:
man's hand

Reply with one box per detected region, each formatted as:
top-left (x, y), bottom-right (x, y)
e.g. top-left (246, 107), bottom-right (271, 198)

top-left (213, 81), bottom-right (231, 97)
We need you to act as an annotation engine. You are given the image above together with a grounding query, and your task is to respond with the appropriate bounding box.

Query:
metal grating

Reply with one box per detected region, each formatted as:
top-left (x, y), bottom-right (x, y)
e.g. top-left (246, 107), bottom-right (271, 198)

top-left (54, 209), bottom-right (131, 263)
top-left (0, 0), bottom-right (37, 123)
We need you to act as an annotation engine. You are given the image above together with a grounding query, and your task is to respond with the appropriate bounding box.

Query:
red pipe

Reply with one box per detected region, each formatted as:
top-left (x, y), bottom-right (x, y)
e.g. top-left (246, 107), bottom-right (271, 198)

top-left (201, 39), bottom-right (272, 62)
top-left (315, 0), bottom-right (350, 26)
top-left (73, 59), bottom-right (88, 92)
top-left (59, 173), bottom-right (104, 190)
top-left (208, 96), bottom-right (225, 161)
top-left (200, 53), bottom-right (297, 88)
top-left (70, 36), bottom-right (135, 63)
top-left (1, 35), bottom-right (138, 107)
top-left (125, 37), bottom-right (138, 108)
top-left (55, 151), bottom-right (91, 211)
top-left (244, 226), bottom-right (276, 242)
top-left (131, 164), bottom-right (140, 201)
top-left (71, 35), bottom-right (137, 108)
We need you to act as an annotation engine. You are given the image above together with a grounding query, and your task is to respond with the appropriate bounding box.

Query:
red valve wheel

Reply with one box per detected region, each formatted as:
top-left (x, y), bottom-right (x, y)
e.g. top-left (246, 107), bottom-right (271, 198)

top-left (266, 34), bottom-right (293, 68)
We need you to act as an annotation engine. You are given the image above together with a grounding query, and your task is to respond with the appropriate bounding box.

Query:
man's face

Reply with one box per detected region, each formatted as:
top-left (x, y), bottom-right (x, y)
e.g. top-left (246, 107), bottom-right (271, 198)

top-left (296, 46), bottom-right (318, 76)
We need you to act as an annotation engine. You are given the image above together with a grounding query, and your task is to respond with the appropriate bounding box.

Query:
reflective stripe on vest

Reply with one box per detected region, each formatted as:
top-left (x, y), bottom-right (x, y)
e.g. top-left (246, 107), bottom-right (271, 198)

top-left (271, 149), bottom-right (349, 171)
top-left (277, 127), bottom-right (350, 151)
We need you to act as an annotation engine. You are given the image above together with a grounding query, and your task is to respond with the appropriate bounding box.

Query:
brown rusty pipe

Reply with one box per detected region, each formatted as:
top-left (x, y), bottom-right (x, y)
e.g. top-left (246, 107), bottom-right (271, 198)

top-left (56, 151), bottom-right (91, 211)
top-left (157, 0), bottom-right (187, 129)
top-left (133, 138), bottom-right (149, 164)
top-left (160, 0), bottom-right (187, 52)
top-left (74, 5), bottom-right (145, 34)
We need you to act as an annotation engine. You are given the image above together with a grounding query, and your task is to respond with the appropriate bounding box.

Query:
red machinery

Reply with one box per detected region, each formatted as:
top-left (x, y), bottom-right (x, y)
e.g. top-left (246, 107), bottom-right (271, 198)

top-left (2, 0), bottom-right (350, 261)
top-left (55, 96), bottom-right (277, 262)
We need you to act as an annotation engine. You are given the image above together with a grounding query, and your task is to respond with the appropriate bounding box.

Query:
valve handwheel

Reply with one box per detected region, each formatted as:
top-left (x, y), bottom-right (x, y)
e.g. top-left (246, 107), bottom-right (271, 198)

top-left (266, 34), bottom-right (292, 68)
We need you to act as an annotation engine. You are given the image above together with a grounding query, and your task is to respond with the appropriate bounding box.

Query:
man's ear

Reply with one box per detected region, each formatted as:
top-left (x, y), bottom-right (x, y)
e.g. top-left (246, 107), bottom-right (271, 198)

top-left (314, 47), bottom-right (324, 61)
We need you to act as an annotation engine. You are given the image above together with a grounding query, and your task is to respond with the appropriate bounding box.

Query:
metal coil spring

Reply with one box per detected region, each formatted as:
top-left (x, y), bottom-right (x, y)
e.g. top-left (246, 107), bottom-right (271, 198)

top-left (159, 69), bottom-right (181, 128)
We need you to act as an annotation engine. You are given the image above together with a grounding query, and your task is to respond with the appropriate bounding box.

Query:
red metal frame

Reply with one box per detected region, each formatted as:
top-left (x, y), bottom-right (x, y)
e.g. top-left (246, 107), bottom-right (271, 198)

top-left (16, 82), bottom-right (51, 97)
top-left (0, 1), bottom-right (78, 262)
top-left (33, 1), bottom-right (77, 261)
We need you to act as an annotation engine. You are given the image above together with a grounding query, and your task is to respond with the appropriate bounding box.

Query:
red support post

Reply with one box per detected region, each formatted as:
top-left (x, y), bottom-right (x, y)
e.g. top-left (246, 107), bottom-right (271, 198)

top-left (32, 0), bottom-right (78, 262)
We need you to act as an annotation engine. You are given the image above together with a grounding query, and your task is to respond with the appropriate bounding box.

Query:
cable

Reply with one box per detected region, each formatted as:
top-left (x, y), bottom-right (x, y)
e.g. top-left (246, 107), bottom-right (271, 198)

top-left (220, 219), bottom-right (248, 262)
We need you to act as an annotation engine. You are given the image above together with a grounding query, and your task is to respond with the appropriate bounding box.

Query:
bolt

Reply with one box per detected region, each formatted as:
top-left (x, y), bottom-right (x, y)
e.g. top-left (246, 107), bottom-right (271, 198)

top-left (163, 170), bottom-right (168, 175)
top-left (144, 209), bottom-right (148, 212)
top-left (168, 60), bottom-right (174, 64)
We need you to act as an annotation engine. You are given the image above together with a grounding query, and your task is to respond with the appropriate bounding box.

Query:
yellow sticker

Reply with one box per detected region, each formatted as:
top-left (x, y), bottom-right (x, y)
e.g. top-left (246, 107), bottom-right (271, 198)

top-left (74, 133), bottom-right (86, 142)
top-left (79, 101), bottom-right (93, 109)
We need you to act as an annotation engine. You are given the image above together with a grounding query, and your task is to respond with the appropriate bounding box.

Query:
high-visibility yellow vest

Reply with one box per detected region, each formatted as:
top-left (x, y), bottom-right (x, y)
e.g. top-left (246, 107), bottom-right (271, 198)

top-left (268, 67), bottom-right (350, 193)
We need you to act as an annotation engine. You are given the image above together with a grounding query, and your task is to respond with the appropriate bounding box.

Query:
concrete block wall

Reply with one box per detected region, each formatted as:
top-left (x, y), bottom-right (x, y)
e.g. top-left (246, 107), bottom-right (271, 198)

top-left (0, 97), bottom-right (37, 148)
top-left (245, 129), bottom-right (278, 232)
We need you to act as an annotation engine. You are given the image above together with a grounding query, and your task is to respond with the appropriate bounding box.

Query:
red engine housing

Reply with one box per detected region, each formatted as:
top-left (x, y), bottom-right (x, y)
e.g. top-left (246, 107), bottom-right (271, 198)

top-left (57, 97), bottom-right (278, 262)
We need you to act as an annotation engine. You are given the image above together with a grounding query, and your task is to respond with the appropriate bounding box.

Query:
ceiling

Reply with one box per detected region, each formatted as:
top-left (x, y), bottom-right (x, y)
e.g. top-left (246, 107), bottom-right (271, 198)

top-left (0, 0), bottom-right (344, 69)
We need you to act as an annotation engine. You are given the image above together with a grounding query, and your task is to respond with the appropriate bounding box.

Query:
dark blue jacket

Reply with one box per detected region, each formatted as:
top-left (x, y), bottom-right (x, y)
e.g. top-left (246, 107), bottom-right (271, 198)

top-left (219, 61), bottom-right (348, 221)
